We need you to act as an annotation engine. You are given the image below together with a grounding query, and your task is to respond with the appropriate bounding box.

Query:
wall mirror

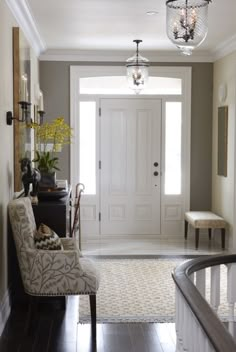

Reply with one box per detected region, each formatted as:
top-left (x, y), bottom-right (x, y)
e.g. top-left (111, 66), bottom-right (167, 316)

top-left (13, 27), bottom-right (32, 191)
top-left (217, 106), bottom-right (228, 177)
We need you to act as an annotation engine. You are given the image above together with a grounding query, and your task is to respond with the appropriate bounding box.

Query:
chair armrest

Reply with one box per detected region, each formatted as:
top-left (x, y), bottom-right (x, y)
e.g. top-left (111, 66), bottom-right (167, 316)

top-left (26, 248), bottom-right (81, 272)
top-left (24, 249), bottom-right (98, 295)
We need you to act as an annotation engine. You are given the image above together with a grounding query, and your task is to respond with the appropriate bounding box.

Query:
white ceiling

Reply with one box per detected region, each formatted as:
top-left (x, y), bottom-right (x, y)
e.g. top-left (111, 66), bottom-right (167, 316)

top-left (7, 0), bottom-right (236, 61)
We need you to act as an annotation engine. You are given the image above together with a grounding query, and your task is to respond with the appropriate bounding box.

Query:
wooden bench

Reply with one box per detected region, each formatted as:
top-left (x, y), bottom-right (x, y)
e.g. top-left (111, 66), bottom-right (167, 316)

top-left (185, 211), bottom-right (226, 250)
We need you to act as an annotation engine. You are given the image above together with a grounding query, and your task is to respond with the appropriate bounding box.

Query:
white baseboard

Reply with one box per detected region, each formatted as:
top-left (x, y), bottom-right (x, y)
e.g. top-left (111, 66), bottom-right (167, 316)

top-left (0, 290), bottom-right (11, 337)
top-left (81, 229), bottom-right (218, 246)
top-left (81, 234), bottom-right (187, 245)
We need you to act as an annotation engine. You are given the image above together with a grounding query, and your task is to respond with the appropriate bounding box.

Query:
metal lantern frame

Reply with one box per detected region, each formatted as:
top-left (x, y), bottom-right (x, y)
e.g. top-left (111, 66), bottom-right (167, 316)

top-left (166, 0), bottom-right (212, 55)
top-left (126, 39), bottom-right (149, 94)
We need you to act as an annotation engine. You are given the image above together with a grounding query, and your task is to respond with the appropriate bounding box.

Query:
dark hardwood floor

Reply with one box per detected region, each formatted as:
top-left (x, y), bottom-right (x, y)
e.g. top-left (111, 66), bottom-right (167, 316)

top-left (0, 296), bottom-right (176, 352)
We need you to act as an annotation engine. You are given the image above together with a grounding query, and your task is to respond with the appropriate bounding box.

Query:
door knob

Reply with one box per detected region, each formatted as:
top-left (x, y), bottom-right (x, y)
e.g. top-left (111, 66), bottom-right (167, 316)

top-left (153, 171), bottom-right (159, 176)
top-left (153, 162), bottom-right (158, 167)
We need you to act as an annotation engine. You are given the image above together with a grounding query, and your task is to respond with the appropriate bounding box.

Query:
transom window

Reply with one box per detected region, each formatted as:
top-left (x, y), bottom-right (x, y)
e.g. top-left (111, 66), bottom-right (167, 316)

top-left (80, 76), bottom-right (182, 95)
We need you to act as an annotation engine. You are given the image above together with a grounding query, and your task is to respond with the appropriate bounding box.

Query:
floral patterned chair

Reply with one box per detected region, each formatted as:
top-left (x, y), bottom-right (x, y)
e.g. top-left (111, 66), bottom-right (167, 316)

top-left (8, 197), bottom-right (100, 338)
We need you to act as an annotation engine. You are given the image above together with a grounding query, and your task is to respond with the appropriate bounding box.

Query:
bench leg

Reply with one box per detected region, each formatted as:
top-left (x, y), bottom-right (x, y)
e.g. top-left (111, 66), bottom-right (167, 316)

top-left (221, 228), bottom-right (225, 250)
top-left (195, 228), bottom-right (200, 249)
top-left (185, 220), bottom-right (188, 240)
top-left (208, 228), bottom-right (212, 240)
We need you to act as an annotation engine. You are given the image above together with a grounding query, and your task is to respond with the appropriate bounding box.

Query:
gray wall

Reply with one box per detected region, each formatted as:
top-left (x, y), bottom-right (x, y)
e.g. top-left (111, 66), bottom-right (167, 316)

top-left (39, 61), bottom-right (213, 210)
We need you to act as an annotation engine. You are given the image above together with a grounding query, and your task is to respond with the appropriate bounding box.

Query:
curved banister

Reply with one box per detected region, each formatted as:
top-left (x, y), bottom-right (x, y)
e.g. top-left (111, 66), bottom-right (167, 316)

top-left (172, 254), bottom-right (236, 352)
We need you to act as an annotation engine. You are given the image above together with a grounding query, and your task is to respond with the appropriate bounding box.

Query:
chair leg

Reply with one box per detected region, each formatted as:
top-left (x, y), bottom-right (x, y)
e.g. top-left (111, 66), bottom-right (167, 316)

top-left (60, 296), bottom-right (67, 310)
top-left (208, 228), bottom-right (212, 240)
top-left (221, 228), bottom-right (226, 249)
top-left (184, 220), bottom-right (188, 240)
top-left (195, 228), bottom-right (200, 249)
top-left (89, 295), bottom-right (96, 342)
top-left (25, 296), bottom-right (38, 335)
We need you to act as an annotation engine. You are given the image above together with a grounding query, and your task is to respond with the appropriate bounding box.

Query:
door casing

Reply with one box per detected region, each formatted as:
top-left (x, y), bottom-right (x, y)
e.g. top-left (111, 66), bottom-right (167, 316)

top-left (70, 66), bottom-right (191, 240)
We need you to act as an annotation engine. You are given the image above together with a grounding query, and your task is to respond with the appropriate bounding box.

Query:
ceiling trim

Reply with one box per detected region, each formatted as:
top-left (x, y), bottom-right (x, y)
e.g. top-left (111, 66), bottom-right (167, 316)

top-left (39, 49), bottom-right (214, 63)
top-left (213, 34), bottom-right (236, 61)
top-left (5, 0), bottom-right (46, 56)
top-left (5, 0), bottom-right (236, 62)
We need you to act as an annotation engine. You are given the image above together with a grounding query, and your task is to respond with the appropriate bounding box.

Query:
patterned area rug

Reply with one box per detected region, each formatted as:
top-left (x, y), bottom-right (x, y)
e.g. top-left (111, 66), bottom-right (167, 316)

top-left (79, 258), bottom-right (184, 323)
top-left (79, 258), bottom-right (228, 324)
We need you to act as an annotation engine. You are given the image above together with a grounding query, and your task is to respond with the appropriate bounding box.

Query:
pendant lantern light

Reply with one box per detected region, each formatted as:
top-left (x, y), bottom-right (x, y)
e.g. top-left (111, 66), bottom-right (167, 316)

top-left (166, 0), bottom-right (212, 56)
top-left (126, 40), bottom-right (149, 94)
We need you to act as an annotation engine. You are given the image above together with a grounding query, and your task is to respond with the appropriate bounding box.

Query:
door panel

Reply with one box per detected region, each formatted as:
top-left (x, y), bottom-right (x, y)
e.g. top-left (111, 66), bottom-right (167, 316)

top-left (135, 110), bottom-right (152, 194)
top-left (109, 110), bottom-right (127, 194)
top-left (100, 98), bottom-right (161, 235)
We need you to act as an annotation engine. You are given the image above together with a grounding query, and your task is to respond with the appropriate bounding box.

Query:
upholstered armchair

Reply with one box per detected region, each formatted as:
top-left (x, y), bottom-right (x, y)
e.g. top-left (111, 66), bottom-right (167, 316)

top-left (8, 197), bottom-right (100, 337)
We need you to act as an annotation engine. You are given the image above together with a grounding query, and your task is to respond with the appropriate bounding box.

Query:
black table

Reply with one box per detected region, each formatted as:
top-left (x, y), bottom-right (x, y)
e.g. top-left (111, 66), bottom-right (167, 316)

top-left (32, 187), bottom-right (72, 237)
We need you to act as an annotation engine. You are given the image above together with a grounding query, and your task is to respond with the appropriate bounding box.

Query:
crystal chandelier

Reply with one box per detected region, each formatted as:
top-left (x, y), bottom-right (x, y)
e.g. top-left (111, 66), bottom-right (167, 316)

top-left (126, 40), bottom-right (149, 94)
top-left (166, 0), bottom-right (212, 56)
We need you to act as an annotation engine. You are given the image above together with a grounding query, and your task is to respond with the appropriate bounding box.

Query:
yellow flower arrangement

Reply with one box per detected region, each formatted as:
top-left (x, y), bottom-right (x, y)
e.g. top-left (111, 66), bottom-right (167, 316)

top-left (32, 117), bottom-right (72, 173)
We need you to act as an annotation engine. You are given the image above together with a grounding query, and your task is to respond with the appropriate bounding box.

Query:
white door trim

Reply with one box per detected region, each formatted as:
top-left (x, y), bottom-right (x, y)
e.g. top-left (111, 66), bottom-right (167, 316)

top-left (70, 65), bottom-right (192, 238)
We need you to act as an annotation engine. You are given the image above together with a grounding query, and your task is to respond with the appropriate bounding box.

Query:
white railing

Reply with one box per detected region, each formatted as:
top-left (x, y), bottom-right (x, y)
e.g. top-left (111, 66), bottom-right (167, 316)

top-left (173, 255), bottom-right (236, 352)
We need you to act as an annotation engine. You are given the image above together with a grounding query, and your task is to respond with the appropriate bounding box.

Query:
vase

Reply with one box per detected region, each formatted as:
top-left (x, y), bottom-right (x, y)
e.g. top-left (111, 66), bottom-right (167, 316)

top-left (39, 171), bottom-right (56, 189)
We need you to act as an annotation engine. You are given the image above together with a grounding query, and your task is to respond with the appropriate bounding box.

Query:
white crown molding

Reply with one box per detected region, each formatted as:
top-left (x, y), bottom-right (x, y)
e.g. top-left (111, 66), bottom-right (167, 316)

top-left (212, 34), bottom-right (236, 61)
top-left (4, 0), bottom-right (236, 62)
top-left (5, 0), bottom-right (46, 56)
top-left (40, 49), bottom-right (214, 63)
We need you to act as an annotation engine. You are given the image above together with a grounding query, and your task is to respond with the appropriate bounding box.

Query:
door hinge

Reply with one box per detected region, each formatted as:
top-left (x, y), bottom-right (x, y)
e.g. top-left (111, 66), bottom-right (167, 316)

top-left (99, 212), bottom-right (101, 221)
top-left (99, 107), bottom-right (101, 116)
top-left (99, 160), bottom-right (102, 169)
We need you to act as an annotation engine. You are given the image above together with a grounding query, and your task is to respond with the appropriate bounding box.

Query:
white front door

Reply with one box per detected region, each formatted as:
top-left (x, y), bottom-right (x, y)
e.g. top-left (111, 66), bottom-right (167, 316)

top-left (100, 98), bottom-right (161, 235)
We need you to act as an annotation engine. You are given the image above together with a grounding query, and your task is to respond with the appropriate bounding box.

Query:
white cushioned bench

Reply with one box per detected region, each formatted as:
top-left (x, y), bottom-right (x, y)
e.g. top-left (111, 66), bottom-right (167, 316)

top-left (185, 211), bottom-right (226, 249)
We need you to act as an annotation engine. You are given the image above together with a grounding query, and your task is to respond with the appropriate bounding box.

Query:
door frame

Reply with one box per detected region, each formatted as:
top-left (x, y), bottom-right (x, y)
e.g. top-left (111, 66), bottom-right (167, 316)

top-left (70, 65), bottom-right (192, 238)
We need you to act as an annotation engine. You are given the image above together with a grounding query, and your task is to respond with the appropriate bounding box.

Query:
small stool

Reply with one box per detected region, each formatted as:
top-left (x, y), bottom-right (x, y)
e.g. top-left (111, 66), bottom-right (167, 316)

top-left (185, 211), bottom-right (226, 250)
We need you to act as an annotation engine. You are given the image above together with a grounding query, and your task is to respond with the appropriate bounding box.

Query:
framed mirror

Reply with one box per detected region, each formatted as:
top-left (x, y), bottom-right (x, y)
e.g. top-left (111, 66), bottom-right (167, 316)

top-left (217, 106), bottom-right (228, 177)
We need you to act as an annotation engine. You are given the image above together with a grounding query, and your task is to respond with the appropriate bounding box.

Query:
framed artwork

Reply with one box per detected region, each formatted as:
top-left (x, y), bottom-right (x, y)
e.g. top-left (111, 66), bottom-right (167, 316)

top-left (217, 106), bottom-right (228, 177)
top-left (13, 27), bottom-right (32, 191)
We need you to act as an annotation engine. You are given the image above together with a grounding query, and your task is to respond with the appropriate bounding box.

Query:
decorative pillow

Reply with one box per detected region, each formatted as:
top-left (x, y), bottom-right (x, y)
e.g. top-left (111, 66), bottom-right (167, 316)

top-left (34, 223), bottom-right (63, 250)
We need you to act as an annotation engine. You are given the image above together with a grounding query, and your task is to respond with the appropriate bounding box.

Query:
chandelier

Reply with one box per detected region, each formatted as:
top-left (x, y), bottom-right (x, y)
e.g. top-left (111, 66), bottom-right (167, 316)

top-left (166, 0), bottom-right (212, 56)
top-left (126, 40), bottom-right (149, 94)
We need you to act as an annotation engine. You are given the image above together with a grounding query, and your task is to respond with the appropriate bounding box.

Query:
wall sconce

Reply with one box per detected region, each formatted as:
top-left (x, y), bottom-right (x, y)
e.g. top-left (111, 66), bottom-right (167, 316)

top-left (37, 89), bottom-right (45, 125)
top-left (7, 84), bottom-right (46, 126)
top-left (37, 110), bottom-right (45, 125)
top-left (6, 101), bottom-right (31, 125)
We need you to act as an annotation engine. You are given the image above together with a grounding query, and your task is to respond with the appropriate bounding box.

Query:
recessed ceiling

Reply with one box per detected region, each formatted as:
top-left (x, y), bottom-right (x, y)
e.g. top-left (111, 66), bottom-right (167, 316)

top-left (10, 0), bottom-right (236, 59)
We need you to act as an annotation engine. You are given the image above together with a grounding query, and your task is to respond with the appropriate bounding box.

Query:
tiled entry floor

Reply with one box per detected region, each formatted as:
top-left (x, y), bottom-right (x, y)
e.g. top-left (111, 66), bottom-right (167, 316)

top-left (81, 235), bottom-right (230, 256)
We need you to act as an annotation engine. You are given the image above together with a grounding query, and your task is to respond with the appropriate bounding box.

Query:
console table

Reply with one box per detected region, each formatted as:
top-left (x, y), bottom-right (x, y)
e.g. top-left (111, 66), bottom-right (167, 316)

top-left (32, 189), bottom-right (71, 237)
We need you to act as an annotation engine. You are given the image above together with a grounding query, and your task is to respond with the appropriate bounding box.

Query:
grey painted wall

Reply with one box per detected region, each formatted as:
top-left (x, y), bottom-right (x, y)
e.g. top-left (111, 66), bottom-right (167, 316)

top-left (39, 61), bottom-right (213, 210)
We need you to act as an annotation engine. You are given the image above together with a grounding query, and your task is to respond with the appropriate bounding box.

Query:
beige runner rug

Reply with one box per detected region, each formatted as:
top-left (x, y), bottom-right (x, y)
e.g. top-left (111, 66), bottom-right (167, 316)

top-left (78, 258), bottom-right (228, 323)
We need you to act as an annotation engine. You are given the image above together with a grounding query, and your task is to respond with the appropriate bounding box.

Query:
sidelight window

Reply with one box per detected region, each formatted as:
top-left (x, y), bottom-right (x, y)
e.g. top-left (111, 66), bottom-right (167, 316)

top-left (79, 101), bottom-right (96, 195)
top-left (165, 102), bottom-right (182, 195)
